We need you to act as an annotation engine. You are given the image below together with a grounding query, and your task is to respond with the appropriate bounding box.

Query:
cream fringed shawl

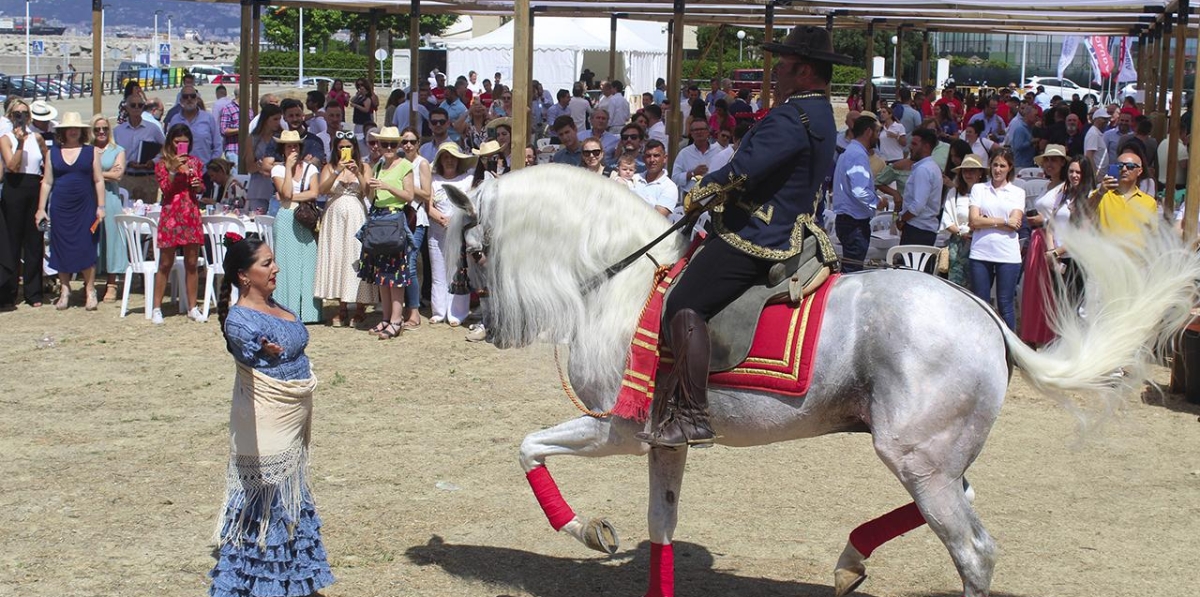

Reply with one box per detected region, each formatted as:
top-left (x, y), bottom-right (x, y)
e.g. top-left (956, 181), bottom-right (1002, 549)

top-left (214, 363), bottom-right (318, 548)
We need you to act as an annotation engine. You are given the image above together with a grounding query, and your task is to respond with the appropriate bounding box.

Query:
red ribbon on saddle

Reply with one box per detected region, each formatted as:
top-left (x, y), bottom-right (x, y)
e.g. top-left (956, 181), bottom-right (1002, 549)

top-left (610, 241), bottom-right (699, 422)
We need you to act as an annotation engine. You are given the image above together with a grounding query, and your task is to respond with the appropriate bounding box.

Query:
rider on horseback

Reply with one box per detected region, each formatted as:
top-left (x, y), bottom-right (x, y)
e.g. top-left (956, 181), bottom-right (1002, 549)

top-left (638, 27), bottom-right (849, 449)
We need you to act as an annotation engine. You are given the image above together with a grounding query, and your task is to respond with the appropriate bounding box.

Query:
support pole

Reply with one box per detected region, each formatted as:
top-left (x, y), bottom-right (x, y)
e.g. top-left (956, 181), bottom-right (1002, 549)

top-left (409, 0), bottom-right (420, 132)
top-left (609, 14), bottom-right (618, 81)
top-left (920, 31), bottom-right (930, 87)
top-left (667, 0), bottom-right (685, 171)
top-left (298, 8), bottom-right (304, 87)
top-left (367, 10), bottom-right (379, 92)
top-left (512, 0), bottom-right (532, 169)
top-left (761, 4), bottom-right (775, 110)
top-left (895, 27), bottom-right (904, 85)
top-left (1157, 21), bottom-right (1171, 117)
top-left (250, 0), bottom-right (261, 114)
top-left (1136, 34), bottom-right (1146, 101)
top-left (92, 0), bottom-right (102, 114)
top-left (826, 14), bottom-right (833, 32)
top-left (1165, 0), bottom-right (1189, 216)
top-left (863, 20), bottom-right (875, 113)
top-left (1184, 19), bottom-right (1200, 240)
top-left (239, 0), bottom-right (253, 174)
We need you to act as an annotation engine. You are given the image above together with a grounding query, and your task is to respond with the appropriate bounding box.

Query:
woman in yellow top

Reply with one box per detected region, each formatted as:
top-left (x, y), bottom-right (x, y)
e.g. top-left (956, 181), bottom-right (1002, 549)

top-left (1089, 146), bottom-right (1156, 236)
top-left (359, 126), bottom-right (415, 339)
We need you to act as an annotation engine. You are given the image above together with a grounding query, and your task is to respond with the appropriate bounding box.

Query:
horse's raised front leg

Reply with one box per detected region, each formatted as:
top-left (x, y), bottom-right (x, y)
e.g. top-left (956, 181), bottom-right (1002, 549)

top-left (645, 446), bottom-right (687, 597)
top-left (520, 415), bottom-right (647, 554)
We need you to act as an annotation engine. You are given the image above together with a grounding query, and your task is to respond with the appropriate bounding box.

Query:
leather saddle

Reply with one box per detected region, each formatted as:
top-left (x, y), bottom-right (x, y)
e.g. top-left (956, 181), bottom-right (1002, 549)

top-left (664, 232), bottom-right (835, 373)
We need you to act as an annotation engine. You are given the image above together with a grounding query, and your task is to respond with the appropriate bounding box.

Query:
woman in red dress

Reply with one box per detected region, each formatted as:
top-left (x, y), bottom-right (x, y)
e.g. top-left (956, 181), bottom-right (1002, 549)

top-left (152, 123), bottom-right (206, 324)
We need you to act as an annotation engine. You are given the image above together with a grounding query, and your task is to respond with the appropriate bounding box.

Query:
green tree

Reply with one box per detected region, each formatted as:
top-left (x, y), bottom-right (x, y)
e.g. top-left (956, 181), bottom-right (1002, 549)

top-left (833, 29), bottom-right (924, 77)
top-left (263, 8), bottom-right (458, 53)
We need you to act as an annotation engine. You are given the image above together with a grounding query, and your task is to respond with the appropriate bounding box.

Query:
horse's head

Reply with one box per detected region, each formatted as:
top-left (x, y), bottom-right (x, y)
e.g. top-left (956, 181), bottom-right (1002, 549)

top-left (443, 180), bottom-right (494, 304)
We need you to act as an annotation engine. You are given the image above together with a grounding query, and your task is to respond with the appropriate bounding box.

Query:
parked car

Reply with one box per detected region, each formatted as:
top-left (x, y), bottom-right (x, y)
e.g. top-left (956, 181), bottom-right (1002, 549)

top-left (0, 76), bottom-right (48, 98)
top-left (189, 64), bottom-right (225, 83)
top-left (299, 76), bottom-right (333, 88)
top-left (848, 77), bottom-right (915, 104)
top-left (211, 73), bottom-right (240, 85)
top-left (730, 68), bottom-right (774, 93)
top-left (1023, 77), bottom-right (1099, 107)
top-left (1119, 83), bottom-right (1182, 111)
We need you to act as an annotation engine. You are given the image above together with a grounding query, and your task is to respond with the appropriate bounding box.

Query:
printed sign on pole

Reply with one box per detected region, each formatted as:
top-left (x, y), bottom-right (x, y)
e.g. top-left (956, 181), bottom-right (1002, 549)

top-left (159, 43), bottom-right (171, 66)
top-left (30, 40), bottom-right (45, 56)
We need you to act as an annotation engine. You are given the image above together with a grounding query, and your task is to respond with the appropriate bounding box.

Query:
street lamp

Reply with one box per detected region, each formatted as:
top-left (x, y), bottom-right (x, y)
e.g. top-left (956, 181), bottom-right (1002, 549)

top-left (154, 10), bottom-right (162, 67)
top-left (891, 35), bottom-right (899, 84)
top-left (101, 4), bottom-right (112, 73)
top-left (737, 30), bottom-right (746, 62)
top-left (25, 0), bottom-right (31, 75)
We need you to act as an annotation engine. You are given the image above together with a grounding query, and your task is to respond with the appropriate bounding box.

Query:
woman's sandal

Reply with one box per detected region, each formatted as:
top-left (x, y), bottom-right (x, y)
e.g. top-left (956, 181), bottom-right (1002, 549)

top-left (349, 306), bottom-right (367, 328)
top-left (377, 321), bottom-right (402, 340)
top-left (331, 306), bottom-right (349, 327)
top-left (368, 320), bottom-right (387, 334)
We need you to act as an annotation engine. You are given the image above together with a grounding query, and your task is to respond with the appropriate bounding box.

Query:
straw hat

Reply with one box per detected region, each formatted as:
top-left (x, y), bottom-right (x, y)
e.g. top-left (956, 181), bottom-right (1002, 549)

top-left (952, 154), bottom-right (988, 171)
top-left (55, 112), bottom-right (88, 129)
top-left (1033, 144), bottom-right (1069, 166)
top-left (30, 100), bottom-right (57, 122)
top-left (274, 130), bottom-right (304, 144)
top-left (487, 116), bottom-right (512, 130)
top-left (472, 140), bottom-right (503, 157)
top-left (369, 126), bottom-right (403, 141)
top-left (434, 141), bottom-right (478, 170)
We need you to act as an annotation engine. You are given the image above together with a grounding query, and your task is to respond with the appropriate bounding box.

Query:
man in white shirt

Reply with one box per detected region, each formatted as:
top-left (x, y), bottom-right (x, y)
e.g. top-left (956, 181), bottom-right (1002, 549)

top-left (316, 101), bottom-right (345, 158)
top-left (644, 104), bottom-right (668, 144)
top-left (577, 108), bottom-right (620, 162)
top-left (606, 80), bottom-right (631, 133)
top-left (393, 86), bottom-right (430, 135)
top-left (634, 140), bottom-right (677, 217)
top-left (1084, 108), bottom-right (1109, 175)
top-left (1156, 119), bottom-right (1189, 192)
top-left (305, 90), bottom-right (327, 136)
top-left (671, 121), bottom-right (733, 194)
top-left (568, 83), bottom-right (591, 132)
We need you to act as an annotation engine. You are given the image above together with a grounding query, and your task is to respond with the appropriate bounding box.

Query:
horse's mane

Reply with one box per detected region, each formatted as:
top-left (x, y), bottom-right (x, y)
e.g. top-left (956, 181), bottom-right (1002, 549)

top-left (478, 165), bottom-right (687, 382)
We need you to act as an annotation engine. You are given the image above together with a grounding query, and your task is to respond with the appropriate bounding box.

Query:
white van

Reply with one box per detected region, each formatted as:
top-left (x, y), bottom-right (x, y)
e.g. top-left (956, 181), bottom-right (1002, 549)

top-left (189, 65), bottom-right (225, 84)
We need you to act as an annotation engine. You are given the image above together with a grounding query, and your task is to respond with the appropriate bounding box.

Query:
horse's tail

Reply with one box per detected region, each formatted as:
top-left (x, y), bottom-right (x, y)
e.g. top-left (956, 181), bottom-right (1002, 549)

top-left (1000, 223), bottom-right (1200, 421)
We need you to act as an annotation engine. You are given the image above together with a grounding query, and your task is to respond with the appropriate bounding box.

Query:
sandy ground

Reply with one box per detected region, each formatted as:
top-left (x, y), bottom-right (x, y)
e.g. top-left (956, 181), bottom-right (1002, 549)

top-left (1, 292), bottom-right (1199, 597)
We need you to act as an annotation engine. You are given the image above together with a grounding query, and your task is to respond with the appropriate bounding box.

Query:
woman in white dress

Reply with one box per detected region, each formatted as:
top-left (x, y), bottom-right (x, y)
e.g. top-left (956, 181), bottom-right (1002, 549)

top-left (427, 142), bottom-right (476, 326)
top-left (314, 130), bottom-right (376, 327)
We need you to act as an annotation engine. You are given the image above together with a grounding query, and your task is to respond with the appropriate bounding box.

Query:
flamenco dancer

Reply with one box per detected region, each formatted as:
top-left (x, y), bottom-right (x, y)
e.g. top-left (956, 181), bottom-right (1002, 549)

top-left (208, 233), bottom-right (335, 597)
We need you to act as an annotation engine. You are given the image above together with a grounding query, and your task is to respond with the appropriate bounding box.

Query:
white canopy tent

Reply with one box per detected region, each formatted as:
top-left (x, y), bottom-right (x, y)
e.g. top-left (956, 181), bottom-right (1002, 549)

top-left (445, 16), bottom-right (667, 99)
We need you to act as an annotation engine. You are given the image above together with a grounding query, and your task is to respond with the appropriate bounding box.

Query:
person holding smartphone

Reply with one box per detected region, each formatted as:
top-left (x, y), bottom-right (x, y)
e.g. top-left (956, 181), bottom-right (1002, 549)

top-left (152, 123), bottom-right (206, 324)
top-left (314, 130), bottom-right (376, 328)
top-left (0, 99), bottom-right (48, 309)
top-left (1089, 146), bottom-right (1156, 236)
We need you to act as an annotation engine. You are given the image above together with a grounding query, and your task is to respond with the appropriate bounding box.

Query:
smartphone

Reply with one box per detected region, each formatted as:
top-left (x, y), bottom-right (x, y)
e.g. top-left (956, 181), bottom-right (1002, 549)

top-left (1106, 163), bottom-right (1120, 179)
top-left (340, 147), bottom-right (352, 163)
top-left (176, 140), bottom-right (190, 156)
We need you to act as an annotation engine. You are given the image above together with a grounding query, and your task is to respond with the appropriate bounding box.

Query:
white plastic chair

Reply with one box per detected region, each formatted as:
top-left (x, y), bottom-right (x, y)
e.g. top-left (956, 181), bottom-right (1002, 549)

top-left (536, 138), bottom-right (551, 150)
top-left (1020, 178), bottom-right (1050, 207)
top-left (255, 215), bottom-right (275, 251)
top-left (886, 244), bottom-right (942, 274)
top-left (115, 215), bottom-right (158, 318)
top-left (200, 215), bottom-right (247, 319)
top-left (870, 213), bottom-right (895, 234)
top-left (233, 174), bottom-right (250, 189)
top-left (118, 187), bottom-right (131, 208)
top-left (1017, 167), bottom-right (1045, 180)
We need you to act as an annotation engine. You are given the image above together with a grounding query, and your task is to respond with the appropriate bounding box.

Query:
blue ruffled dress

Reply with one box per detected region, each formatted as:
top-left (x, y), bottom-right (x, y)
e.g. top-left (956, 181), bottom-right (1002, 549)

top-left (209, 305), bottom-right (334, 597)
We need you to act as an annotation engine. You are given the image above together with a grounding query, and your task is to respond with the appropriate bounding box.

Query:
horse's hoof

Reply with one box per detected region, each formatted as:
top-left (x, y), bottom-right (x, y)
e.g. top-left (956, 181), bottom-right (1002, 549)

top-left (833, 568), bottom-right (867, 597)
top-left (583, 518), bottom-right (620, 555)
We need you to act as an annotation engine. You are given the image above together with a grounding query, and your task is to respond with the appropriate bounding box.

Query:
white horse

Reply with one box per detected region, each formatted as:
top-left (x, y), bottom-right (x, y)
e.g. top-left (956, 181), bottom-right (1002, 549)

top-left (444, 164), bottom-right (1200, 597)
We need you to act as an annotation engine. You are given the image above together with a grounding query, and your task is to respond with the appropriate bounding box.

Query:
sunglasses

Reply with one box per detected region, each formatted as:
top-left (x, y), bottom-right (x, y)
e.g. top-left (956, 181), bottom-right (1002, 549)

top-left (582, 149), bottom-right (604, 157)
top-left (380, 142), bottom-right (399, 149)
top-left (1115, 161), bottom-right (1141, 171)
top-left (400, 138), bottom-right (418, 145)
top-left (430, 119), bottom-right (448, 126)
top-left (94, 126), bottom-right (109, 133)
top-left (127, 103), bottom-right (145, 109)
top-left (621, 134), bottom-right (641, 140)
top-left (181, 93), bottom-right (198, 100)
top-left (367, 140), bottom-right (380, 146)
top-left (334, 130), bottom-right (355, 140)
top-left (502, 96), bottom-right (512, 101)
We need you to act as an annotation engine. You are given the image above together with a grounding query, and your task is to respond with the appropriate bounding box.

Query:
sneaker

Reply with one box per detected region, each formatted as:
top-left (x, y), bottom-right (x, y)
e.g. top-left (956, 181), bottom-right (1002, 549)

top-left (188, 307), bottom-right (208, 323)
top-left (151, 309), bottom-right (164, 325)
top-left (466, 324), bottom-right (487, 342)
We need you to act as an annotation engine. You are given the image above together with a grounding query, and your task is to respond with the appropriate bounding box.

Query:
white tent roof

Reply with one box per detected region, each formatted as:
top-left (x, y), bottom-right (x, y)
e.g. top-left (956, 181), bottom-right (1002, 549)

top-left (446, 16), bottom-right (665, 53)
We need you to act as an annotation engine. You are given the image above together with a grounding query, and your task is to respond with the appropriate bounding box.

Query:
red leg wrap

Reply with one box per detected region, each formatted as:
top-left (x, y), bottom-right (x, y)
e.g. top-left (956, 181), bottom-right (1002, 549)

top-left (848, 502), bottom-right (927, 558)
top-left (526, 465), bottom-right (575, 531)
top-left (645, 542), bottom-right (675, 597)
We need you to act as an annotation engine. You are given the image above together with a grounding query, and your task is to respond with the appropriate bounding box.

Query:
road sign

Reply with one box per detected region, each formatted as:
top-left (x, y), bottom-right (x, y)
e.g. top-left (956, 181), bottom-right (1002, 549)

top-left (374, 48), bottom-right (388, 61)
top-left (30, 40), bottom-right (44, 56)
top-left (159, 43), bottom-right (171, 66)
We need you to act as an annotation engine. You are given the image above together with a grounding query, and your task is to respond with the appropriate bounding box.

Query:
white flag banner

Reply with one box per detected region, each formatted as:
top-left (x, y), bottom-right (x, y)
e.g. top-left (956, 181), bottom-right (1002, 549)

top-left (1058, 36), bottom-right (1082, 79)
top-left (1084, 37), bottom-right (1103, 84)
top-left (1117, 37), bottom-right (1138, 83)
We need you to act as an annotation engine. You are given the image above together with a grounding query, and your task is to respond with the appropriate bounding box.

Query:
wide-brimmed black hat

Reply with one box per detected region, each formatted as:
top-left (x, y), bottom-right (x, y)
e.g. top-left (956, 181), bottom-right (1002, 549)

top-left (762, 26), bottom-right (852, 65)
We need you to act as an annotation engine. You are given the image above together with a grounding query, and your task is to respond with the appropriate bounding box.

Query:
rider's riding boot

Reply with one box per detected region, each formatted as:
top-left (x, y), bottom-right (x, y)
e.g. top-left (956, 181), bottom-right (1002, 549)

top-left (637, 309), bottom-right (715, 448)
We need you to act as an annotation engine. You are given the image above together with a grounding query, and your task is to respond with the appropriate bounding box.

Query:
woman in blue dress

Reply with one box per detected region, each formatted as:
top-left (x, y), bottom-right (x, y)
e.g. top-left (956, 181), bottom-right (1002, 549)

top-left (35, 112), bottom-right (104, 310)
top-left (210, 233), bottom-right (334, 597)
top-left (91, 114), bottom-right (127, 302)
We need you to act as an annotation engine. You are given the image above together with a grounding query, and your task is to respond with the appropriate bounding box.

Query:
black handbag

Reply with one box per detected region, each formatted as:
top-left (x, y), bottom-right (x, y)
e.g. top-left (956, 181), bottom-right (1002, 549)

top-left (291, 163), bottom-right (321, 234)
top-left (358, 210), bottom-right (409, 256)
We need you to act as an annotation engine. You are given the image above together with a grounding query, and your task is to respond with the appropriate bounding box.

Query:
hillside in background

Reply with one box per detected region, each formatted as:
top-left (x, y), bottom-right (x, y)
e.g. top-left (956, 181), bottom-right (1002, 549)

top-left (0, 0), bottom-right (240, 30)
